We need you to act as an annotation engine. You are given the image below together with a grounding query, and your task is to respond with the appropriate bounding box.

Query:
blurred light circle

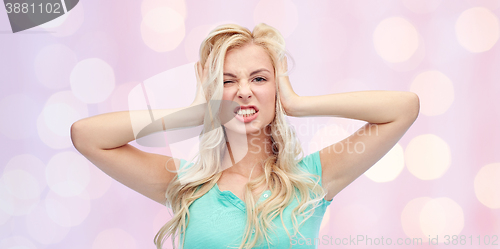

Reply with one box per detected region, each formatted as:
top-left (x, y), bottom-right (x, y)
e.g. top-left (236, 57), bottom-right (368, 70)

top-left (2, 170), bottom-right (40, 200)
top-left (0, 173), bottom-right (39, 216)
top-left (37, 113), bottom-right (72, 149)
top-left (44, 190), bottom-right (91, 227)
top-left (70, 58), bottom-right (116, 104)
top-left (25, 204), bottom-right (70, 244)
top-left (419, 198), bottom-right (464, 239)
top-left (45, 151), bottom-right (90, 197)
top-left (419, 198), bottom-right (446, 237)
top-left (347, 0), bottom-right (393, 21)
top-left (141, 0), bottom-right (187, 19)
top-left (319, 206), bottom-right (331, 234)
top-left (34, 44), bottom-right (77, 89)
top-left (37, 91), bottom-right (88, 149)
top-left (110, 82), bottom-right (140, 112)
top-left (364, 143), bottom-right (405, 182)
top-left (254, 0), bottom-right (298, 38)
top-left (142, 7), bottom-right (183, 33)
top-left (373, 17), bottom-right (420, 63)
top-left (81, 161), bottom-right (113, 200)
top-left (295, 17), bottom-right (347, 63)
top-left (456, 7), bottom-right (499, 53)
top-left (184, 25), bottom-right (215, 62)
top-left (385, 33), bottom-right (426, 72)
top-left (467, 0), bottom-right (500, 10)
top-left (141, 7), bottom-right (185, 52)
top-left (410, 70), bottom-right (454, 116)
top-left (332, 204), bottom-right (378, 236)
top-left (474, 163), bottom-right (500, 209)
top-left (43, 103), bottom-right (81, 137)
top-left (405, 134), bottom-right (451, 180)
top-left (5, 154), bottom-right (47, 191)
top-left (401, 197), bottom-right (432, 240)
top-left (92, 228), bottom-right (137, 249)
top-left (0, 94), bottom-right (39, 140)
top-left (46, 91), bottom-right (88, 117)
top-left (0, 236), bottom-right (37, 249)
top-left (402, 0), bottom-right (443, 14)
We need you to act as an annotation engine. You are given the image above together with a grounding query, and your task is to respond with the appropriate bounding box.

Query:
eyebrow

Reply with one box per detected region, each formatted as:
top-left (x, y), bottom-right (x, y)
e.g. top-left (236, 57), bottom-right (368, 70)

top-left (223, 68), bottom-right (271, 78)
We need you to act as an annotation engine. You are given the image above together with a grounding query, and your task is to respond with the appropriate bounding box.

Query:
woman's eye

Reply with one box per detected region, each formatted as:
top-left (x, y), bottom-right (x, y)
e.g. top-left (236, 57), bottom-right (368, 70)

top-left (253, 77), bottom-right (266, 82)
top-left (224, 81), bottom-right (233, 84)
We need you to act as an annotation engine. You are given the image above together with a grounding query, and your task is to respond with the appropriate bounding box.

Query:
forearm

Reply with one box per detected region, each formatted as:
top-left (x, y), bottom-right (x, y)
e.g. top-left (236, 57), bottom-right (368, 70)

top-left (71, 104), bottom-right (205, 150)
top-left (291, 90), bottom-right (419, 124)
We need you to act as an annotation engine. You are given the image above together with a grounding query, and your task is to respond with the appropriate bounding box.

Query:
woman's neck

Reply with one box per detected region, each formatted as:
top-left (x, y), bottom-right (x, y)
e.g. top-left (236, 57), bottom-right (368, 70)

top-left (221, 128), bottom-right (273, 179)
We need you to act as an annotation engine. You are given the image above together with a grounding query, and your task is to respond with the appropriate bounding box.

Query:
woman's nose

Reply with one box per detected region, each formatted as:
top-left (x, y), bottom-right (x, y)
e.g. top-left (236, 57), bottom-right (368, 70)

top-left (237, 82), bottom-right (252, 99)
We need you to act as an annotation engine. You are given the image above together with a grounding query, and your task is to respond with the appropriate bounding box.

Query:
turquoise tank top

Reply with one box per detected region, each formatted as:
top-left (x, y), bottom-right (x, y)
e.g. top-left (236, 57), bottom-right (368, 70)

top-left (173, 150), bottom-right (332, 248)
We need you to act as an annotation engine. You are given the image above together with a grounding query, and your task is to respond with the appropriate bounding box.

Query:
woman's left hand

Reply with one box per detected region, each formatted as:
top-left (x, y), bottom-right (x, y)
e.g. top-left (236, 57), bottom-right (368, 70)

top-left (277, 56), bottom-right (300, 116)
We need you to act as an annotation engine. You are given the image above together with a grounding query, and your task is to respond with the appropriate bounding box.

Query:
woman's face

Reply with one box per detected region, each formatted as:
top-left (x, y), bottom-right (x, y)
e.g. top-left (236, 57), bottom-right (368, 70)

top-left (220, 43), bottom-right (276, 136)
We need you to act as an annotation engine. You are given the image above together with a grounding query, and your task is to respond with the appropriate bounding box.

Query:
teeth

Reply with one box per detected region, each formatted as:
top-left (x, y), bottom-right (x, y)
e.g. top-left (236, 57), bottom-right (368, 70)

top-left (237, 108), bottom-right (256, 116)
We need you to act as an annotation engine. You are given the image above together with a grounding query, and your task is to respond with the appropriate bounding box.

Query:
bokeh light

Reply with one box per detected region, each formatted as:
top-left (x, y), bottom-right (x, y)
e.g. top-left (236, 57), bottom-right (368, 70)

top-left (373, 17), bottom-right (420, 63)
top-left (4, 154), bottom-right (47, 191)
top-left (34, 44), bottom-right (77, 90)
top-left (70, 58), bottom-right (116, 104)
top-left (455, 7), bottom-right (499, 53)
top-left (410, 70), bottom-right (454, 116)
top-left (45, 151), bottom-right (91, 197)
top-left (332, 204), bottom-right (378, 236)
top-left (141, 0), bottom-right (187, 19)
top-left (0, 172), bottom-right (39, 217)
top-left (364, 143), bottom-right (405, 183)
top-left (44, 190), bottom-right (91, 227)
top-left (253, 0), bottom-right (298, 38)
top-left (184, 24), bottom-right (216, 62)
top-left (25, 204), bottom-right (70, 244)
top-left (319, 206), bottom-right (331, 234)
top-left (402, 0), bottom-right (443, 14)
top-left (401, 197), bottom-right (432, 240)
top-left (474, 163), bottom-right (500, 209)
top-left (81, 161), bottom-right (114, 200)
top-left (419, 197), bottom-right (464, 240)
top-left (141, 7), bottom-right (185, 52)
top-left (37, 91), bottom-right (88, 149)
top-left (2, 170), bottom-right (40, 200)
top-left (405, 134), bottom-right (451, 180)
top-left (92, 228), bottom-right (137, 249)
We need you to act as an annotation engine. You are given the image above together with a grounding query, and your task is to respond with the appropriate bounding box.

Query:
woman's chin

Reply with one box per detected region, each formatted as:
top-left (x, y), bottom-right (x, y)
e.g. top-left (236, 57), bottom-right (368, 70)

top-left (222, 119), bottom-right (263, 136)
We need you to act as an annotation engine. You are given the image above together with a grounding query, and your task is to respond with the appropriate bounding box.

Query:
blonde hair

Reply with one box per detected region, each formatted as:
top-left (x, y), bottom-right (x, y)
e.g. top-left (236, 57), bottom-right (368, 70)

top-left (154, 23), bottom-right (327, 249)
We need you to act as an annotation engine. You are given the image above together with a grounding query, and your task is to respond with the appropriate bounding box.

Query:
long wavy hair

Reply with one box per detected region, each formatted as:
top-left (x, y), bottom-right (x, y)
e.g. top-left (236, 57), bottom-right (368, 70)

top-left (154, 23), bottom-right (327, 249)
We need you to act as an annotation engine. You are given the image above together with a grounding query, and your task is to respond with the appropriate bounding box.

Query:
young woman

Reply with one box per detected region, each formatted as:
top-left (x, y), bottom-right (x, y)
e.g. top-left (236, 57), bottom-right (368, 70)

top-left (71, 23), bottom-right (419, 249)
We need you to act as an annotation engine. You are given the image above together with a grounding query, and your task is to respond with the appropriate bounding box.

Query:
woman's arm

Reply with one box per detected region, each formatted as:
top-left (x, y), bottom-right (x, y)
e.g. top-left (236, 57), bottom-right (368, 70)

top-left (278, 60), bottom-right (420, 200)
top-left (71, 62), bottom-right (209, 205)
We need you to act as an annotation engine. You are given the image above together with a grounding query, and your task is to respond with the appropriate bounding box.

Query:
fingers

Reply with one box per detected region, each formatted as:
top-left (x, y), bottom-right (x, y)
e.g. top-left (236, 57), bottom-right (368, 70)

top-left (194, 62), bottom-right (200, 83)
top-left (278, 56), bottom-right (288, 75)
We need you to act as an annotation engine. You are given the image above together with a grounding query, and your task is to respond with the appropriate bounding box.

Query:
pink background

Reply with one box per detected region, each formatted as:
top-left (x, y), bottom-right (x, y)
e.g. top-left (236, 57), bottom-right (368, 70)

top-left (1, 0), bottom-right (499, 248)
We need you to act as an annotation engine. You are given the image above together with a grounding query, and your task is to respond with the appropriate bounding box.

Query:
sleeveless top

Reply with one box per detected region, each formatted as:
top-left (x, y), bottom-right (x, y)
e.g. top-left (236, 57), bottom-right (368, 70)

top-left (171, 150), bottom-right (333, 248)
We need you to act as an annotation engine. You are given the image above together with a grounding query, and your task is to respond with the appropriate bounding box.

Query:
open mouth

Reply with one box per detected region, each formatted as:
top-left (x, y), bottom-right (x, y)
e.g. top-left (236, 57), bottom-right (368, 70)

top-left (234, 106), bottom-right (259, 118)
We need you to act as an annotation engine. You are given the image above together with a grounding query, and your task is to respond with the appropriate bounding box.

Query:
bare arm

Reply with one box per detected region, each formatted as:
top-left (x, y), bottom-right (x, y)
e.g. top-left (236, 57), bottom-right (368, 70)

top-left (278, 58), bottom-right (419, 200)
top-left (71, 62), bottom-right (210, 206)
top-left (289, 91), bottom-right (419, 200)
